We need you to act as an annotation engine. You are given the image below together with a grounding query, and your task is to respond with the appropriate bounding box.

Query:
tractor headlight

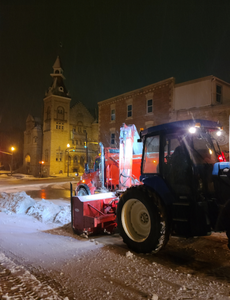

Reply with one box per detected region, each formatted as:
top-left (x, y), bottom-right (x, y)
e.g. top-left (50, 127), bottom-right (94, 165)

top-left (189, 126), bottom-right (196, 134)
top-left (216, 130), bottom-right (222, 136)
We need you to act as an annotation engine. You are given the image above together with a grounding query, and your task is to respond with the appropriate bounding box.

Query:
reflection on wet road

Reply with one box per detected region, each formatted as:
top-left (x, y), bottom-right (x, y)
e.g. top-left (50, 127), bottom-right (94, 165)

top-left (26, 188), bottom-right (70, 200)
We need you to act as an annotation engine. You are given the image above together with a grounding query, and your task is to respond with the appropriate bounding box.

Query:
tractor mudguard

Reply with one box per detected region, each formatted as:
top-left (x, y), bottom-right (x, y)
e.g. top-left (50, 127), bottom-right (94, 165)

top-left (76, 183), bottom-right (92, 195)
top-left (140, 174), bottom-right (175, 206)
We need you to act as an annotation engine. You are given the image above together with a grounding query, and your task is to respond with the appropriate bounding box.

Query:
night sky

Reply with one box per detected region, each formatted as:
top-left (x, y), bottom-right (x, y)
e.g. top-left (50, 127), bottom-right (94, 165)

top-left (1, 0), bottom-right (230, 130)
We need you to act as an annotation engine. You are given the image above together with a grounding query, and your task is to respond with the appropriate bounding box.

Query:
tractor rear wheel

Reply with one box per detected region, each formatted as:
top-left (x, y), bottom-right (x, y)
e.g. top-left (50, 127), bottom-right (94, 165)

top-left (117, 186), bottom-right (169, 253)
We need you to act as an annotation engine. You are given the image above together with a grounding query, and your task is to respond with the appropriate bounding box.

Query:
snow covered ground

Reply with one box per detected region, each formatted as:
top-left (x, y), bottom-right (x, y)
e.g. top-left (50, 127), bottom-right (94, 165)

top-left (0, 175), bottom-right (230, 299)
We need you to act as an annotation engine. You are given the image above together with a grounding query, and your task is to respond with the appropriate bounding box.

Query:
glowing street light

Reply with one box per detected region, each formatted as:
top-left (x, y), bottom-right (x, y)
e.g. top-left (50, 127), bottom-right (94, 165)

top-left (39, 160), bottom-right (44, 177)
top-left (10, 146), bottom-right (15, 176)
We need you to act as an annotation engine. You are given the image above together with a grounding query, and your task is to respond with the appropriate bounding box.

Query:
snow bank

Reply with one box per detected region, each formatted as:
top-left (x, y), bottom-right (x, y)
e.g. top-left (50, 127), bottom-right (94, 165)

top-left (0, 191), bottom-right (35, 214)
top-left (54, 205), bottom-right (71, 224)
top-left (0, 192), bottom-right (71, 225)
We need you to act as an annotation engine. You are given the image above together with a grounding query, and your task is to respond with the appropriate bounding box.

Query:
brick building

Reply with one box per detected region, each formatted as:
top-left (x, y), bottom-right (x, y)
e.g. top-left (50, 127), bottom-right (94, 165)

top-left (98, 77), bottom-right (174, 148)
top-left (24, 57), bottom-right (98, 176)
top-left (98, 75), bottom-right (230, 159)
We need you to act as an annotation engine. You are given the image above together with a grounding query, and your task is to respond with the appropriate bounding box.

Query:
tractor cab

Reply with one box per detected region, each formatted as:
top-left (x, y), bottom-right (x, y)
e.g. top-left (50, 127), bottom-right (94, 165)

top-left (140, 120), bottom-right (225, 198)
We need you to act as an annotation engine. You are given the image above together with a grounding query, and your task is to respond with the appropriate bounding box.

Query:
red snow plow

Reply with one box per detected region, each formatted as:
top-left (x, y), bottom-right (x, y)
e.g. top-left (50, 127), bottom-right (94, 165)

top-left (71, 123), bottom-right (142, 234)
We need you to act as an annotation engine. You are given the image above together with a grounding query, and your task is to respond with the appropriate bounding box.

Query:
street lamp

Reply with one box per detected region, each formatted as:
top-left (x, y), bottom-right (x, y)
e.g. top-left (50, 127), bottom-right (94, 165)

top-left (67, 143), bottom-right (70, 177)
top-left (39, 160), bottom-right (44, 177)
top-left (10, 146), bottom-right (15, 176)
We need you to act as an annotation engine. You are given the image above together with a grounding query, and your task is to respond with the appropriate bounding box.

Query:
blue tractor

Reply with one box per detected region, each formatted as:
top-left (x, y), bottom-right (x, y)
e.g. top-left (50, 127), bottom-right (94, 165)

top-left (117, 119), bottom-right (230, 253)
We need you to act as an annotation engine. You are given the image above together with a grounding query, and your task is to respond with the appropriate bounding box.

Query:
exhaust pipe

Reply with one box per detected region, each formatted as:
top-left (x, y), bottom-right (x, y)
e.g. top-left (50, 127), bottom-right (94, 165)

top-left (99, 142), bottom-right (104, 188)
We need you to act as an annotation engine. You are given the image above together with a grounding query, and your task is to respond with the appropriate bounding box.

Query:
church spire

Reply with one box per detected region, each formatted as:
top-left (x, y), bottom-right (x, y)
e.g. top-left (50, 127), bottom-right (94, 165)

top-left (45, 56), bottom-right (70, 98)
top-left (52, 56), bottom-right (64, 76)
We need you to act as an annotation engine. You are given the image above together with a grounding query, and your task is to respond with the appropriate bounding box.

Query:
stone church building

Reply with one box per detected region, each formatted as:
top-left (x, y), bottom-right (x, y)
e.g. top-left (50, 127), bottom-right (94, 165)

top-left (24, 57), bottom-right (98, 176)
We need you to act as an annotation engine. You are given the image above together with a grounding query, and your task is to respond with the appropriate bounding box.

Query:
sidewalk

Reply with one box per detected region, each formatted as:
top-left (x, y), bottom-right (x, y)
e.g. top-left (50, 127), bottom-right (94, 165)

top-left (0, 171), bottom-right (80, 181)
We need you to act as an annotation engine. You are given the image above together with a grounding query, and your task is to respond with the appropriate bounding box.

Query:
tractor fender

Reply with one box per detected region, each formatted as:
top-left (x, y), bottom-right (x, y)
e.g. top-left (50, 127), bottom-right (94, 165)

top-left (141, 175), bottom-right (175, 206)
top-left (76, 183), bottom-right (92, 195)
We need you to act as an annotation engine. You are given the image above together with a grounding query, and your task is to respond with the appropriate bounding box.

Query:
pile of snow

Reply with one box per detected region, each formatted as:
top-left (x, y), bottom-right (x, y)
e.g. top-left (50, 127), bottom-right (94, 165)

top-left (0, 191), bottom-right (35, 214)
top-left (0, 192), bottom-right (71, 225)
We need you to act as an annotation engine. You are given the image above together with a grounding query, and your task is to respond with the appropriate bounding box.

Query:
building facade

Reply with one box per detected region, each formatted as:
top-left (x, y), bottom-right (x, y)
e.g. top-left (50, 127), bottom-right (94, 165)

top-left (24, 57), bottom-right (98, 176)
top-left (98, 75), bottom-right (230, 160)
top-left (23, 115), bottom-right (42, 175)
top-left (98, 77), bottom-right (174, 148)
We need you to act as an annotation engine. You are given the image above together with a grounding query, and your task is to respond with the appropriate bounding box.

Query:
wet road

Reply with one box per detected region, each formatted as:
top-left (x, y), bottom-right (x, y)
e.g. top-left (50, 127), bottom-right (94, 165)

top-left (0, 176), bottom-right (78, 187)
top-left (26, 188), bottom-right (71, 200)
top-left (0, 177), bottom-right (78, 198)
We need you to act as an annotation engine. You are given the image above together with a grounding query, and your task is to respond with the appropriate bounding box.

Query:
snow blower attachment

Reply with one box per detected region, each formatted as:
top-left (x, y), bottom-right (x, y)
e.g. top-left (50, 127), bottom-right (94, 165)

top-left (71, 188), bottom-right (118, 235)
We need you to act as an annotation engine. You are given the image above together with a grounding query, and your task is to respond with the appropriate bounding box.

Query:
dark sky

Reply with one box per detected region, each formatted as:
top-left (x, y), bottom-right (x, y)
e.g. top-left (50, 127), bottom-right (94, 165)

top-left (1, 0), bottom-right (230, 130)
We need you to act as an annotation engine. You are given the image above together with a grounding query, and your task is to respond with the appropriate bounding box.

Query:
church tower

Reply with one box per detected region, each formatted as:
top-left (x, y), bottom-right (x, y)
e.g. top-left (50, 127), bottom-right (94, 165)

top-left (42, 56), bottom-right (71, 176)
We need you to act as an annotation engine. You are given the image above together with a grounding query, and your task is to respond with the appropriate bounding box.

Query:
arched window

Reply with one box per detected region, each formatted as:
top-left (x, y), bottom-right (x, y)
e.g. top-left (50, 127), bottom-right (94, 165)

top-left (57, 106), bottom-right (64, 120)
top-left (47, 106), bottom-right (51, 120)
top-left (73, 155), bottom-right (78, 164)
top-left (25, 154), bottom-right (30, 165)
top-left (80, 156), bottom-right (84, 167)
top-left (77, 121), bottom-right (83, 134)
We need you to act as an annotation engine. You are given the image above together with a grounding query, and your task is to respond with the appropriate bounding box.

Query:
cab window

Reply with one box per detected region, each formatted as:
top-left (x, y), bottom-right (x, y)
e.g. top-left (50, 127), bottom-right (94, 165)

top-left (94, 158), bottom-right (101, 171)
top-left (142, 135), bottom-right (160, 174)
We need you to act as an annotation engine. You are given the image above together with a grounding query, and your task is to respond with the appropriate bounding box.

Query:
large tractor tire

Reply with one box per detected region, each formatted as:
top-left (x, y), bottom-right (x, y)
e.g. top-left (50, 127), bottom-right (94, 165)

top-left (117, 186), bottom-right (169, 253)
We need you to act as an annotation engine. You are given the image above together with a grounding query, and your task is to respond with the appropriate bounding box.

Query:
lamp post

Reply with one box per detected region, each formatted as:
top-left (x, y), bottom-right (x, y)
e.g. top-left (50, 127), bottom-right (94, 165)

top-left (10, 146), bottom-right (15, 176)
top-left (39, 161), bottom-right (44, 177)
top-left (67, 143), bottom-right (70, 177)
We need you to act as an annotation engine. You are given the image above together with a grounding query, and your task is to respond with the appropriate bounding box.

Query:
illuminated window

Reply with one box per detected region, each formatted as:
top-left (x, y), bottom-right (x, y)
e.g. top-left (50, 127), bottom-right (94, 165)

top-left (25, 154), bottom-right (30, 164)
top-left (111, 109), bottom-right (115, 121)
top-left (111, 133), bottom-right (115, 145)
top-left (127, 104), bottom-right (132, 118)
top-left (216, 85), bottom-right (222, 103)
top-left (56, 151), bottom-right (63, 162)
top-left (147, 99), bottom-right (153, 113)
top-left (56, 122), bottom-right (64, 130)
top-left (142, 135), bottom-right (160, 174)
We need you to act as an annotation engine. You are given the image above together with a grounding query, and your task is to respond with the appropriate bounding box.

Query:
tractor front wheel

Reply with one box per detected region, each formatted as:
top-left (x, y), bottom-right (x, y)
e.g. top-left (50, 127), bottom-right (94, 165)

top-left (117, 186), bottom-right (169, 253)
top-left (77, 187), bottom-right (89, 196)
